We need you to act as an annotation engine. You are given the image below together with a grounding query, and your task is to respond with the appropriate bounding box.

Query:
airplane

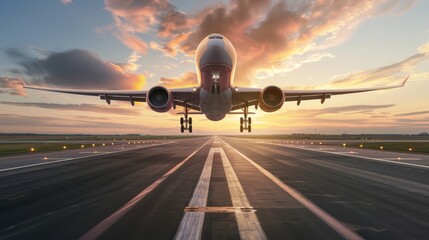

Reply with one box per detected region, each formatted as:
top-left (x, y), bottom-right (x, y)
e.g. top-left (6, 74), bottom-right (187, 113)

top-left (23, 33), bottom-right (408, 133)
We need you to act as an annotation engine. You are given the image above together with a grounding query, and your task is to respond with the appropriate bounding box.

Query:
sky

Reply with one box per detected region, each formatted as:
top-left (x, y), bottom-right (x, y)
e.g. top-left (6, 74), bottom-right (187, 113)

top-left (0, 0), bottom-right (428, 135)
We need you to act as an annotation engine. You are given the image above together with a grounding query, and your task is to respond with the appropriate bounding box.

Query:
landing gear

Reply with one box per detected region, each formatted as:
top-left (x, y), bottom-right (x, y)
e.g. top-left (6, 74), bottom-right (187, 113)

top-left (180, 102), bottom-right (193, 133)
top-left (239, 102), bottom-right (252, 133)
top-left (211, 83), bottom-right (220, 94)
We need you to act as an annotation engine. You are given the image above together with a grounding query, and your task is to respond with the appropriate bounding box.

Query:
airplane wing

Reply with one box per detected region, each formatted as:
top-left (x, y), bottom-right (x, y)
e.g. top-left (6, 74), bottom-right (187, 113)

top-left (231, 77), bottom-right (408, 111)
top-left (23, 82), bottom-right (200, 110)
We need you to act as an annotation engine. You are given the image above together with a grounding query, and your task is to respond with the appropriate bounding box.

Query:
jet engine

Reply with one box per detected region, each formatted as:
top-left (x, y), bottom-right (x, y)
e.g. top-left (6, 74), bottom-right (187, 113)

top-left (258, 86), bottom-right (284, 112)
top-left (147, 86), bottom-right (173, 112)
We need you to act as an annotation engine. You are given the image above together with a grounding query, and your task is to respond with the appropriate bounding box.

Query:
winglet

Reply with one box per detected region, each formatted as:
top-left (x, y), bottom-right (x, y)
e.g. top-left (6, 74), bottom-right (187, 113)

top-left (401, 76), bottom-right (409, 86)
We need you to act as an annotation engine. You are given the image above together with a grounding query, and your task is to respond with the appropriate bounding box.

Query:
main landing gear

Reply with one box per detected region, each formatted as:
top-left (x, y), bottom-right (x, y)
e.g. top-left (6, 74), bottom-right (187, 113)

top-left (240, 102), bottom-right (251, 133)
top-left (180, 103), bottom-right (192, 133)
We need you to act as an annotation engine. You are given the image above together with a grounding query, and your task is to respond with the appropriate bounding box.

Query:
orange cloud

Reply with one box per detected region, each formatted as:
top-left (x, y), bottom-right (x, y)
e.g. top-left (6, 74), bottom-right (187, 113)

top-left (159, 72), bottom-right (197, 88)
top-left (115, 30), bottom-right (148, 54)
top-left (0, 77), bottom-right (26, 96)
top-left (104, 0), bottom-right (417, 86)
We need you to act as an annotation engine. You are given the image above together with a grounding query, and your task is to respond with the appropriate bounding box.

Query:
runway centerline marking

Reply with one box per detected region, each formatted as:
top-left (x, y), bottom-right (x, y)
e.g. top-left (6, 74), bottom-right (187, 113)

top-left (79, 138), bottom-right (212, 240)
top-left (218, 147), bottom-right (267, 240)
top-left (220, 138), bottom-right (364, 240)
top-left (175, 145), bottom-right (267, 240)
top-left (269, 143), bottom-right (429, 170)
top-left (174, 147), bottom-right (216, 240)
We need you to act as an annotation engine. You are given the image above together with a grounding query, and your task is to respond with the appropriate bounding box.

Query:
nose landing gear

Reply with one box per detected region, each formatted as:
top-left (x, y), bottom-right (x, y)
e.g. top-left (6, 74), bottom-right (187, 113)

top-left (180, 103), bottom-right (193, 133)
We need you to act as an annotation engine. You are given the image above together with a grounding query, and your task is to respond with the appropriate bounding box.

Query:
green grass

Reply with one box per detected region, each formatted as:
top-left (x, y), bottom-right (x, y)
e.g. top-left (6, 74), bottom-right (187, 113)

top-left (0, 135), bottom-right (206, 156)
top-left (0, 143), bottom-right (88, 155)
top-left (229, 134), bottom-right (429, 141)
top-left (344, 142), bottom-right (429, 154)
top-left (0, 134), bottom-right (205, 141)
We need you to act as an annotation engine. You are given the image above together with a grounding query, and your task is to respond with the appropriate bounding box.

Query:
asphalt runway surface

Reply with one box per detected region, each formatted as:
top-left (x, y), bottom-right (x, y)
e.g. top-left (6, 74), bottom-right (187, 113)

top-left (0, 137), bottom-right (428, 240)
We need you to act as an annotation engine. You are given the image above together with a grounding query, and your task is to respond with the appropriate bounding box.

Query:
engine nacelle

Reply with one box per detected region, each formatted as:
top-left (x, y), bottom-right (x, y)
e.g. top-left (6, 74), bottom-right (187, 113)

top-left (258, 86), bottom-right (284, 112)
top-left (147, 86), bottom-right (173, 113)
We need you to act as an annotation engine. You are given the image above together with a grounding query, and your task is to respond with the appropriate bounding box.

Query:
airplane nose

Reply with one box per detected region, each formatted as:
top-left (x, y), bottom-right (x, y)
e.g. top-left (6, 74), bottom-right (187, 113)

top-left (199, 45), bottom-right (232, 67)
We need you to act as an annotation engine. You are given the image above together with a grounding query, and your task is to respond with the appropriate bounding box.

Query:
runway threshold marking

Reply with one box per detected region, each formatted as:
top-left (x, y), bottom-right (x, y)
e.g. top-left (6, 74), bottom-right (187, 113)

top-left (79, 138), bottom-right (212, 240)
top-left (272, 143), bottom-right (429, 170)
top-left (0, 143), bottom-right (172, 173)
top-left (175, 146), bottom-right (267, 240)
top-left (184, 206), bottom-right (255, 213)
top-left (220, 138), bottom-right (364, 240)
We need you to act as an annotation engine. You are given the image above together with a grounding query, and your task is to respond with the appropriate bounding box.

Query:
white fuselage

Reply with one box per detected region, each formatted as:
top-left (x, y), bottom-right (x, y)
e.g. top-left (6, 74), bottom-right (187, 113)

top-left (195, 34), bottom-right (237, 121)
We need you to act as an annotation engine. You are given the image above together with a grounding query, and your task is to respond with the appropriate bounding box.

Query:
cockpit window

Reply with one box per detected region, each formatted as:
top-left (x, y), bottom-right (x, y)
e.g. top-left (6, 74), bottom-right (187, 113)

top-left (209, 35), bottom-right (223, 39)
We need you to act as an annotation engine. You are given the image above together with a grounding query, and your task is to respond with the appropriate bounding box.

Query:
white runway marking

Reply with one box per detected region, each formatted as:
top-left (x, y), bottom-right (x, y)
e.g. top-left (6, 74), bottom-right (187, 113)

top-left (184, 206), bottom-right (255, 213)
top-left (274, 143), bottom-right (429, 170)
top-left (381, 157), bottom-right (421, 161)
top-left (175, 146), bottom-right (267, 240)
top-left (218, 147), bottom-right (267, 240)
top-left (220, 139), bottom-right (364, 240)
top-left (80, 151), bottom-right (113, 154)
top-left (79, 138), bottom-right (212, 240)
top-left (174, 147), bottom-right (216, 240)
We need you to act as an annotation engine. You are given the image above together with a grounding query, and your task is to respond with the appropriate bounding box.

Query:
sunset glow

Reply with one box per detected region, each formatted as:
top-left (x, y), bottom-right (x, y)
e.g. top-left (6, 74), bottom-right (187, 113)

top-left (0, 0), bottom-right (428, 135)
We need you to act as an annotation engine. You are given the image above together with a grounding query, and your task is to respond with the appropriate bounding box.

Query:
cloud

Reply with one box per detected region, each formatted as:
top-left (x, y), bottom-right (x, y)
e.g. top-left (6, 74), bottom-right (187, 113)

top-left (0, 113), bottom-right (148, 132)
top-left (0, 101), bottom-right (138, 115)
top-left (395, 110), bottom-right (429, 117)
top-left (255, 53), bottom-right (335, 80)
top-left (104, 0), bottom-right (417, 86)
top-left (283, 104), bottom-right (395, 118)
top-left (115, 51), bottom-right (141, 72)
top-left (61, 0), bottom-right (72, 5)
top-left (252, 104), bottom-right (424, 134)
top-left (159, 72), bottom-right (197, 88)
top-left (6, 48), bottom-right (145, 90)
top-left (328, 42), bottom-right (429, 87)
top-left (114, 30), bottom-right (148, 54)
top-left (0, 77), bottom-right (26, 96)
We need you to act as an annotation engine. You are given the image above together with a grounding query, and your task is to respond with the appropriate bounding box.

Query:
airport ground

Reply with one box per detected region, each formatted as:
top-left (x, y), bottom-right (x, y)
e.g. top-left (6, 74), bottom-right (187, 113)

top-left (0, 136), bottom-right (428, 240)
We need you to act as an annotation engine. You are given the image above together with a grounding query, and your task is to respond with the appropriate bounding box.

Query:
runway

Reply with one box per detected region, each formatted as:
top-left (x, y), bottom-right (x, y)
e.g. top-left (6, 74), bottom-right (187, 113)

top-left (0, 137), bottom-right (428, 240)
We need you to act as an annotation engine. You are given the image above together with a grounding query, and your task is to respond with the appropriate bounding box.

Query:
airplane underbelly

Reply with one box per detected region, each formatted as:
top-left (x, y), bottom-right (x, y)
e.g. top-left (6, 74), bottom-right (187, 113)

top-left (200, 88), bottom-right (232, 121)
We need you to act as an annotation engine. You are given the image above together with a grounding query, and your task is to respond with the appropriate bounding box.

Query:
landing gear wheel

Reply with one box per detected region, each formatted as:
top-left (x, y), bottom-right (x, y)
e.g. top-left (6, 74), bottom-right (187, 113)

top-left (240, 125), bottom-right (243, 133)
top-left (248, 117), bottom-right (251, 125)
top-left (240, 117), bottom-right (244, 125)
top-left (181, 125), bottom-right (185, 133)
top-left (189, 117), bottom-right (192, 125)
top-left (189, 125), bottom-right (193, 133)
top-left (180, 117), bottom-right (184, 125)
top-left (248, 124), bottom-right (251, 133)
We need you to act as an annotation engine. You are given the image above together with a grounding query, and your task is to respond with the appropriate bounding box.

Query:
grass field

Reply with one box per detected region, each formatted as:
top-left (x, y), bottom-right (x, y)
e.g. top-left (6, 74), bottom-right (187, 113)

top-left (0, 134), bottom-right (205, 141)
top-left (231, 134), bottom-right (429, 141)
top-left (345, 142), bottom-right (429, 154)
top-left (0, 143), bottom-right (89, 155)
top-left (0, 135), bottom-right (205, 156)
